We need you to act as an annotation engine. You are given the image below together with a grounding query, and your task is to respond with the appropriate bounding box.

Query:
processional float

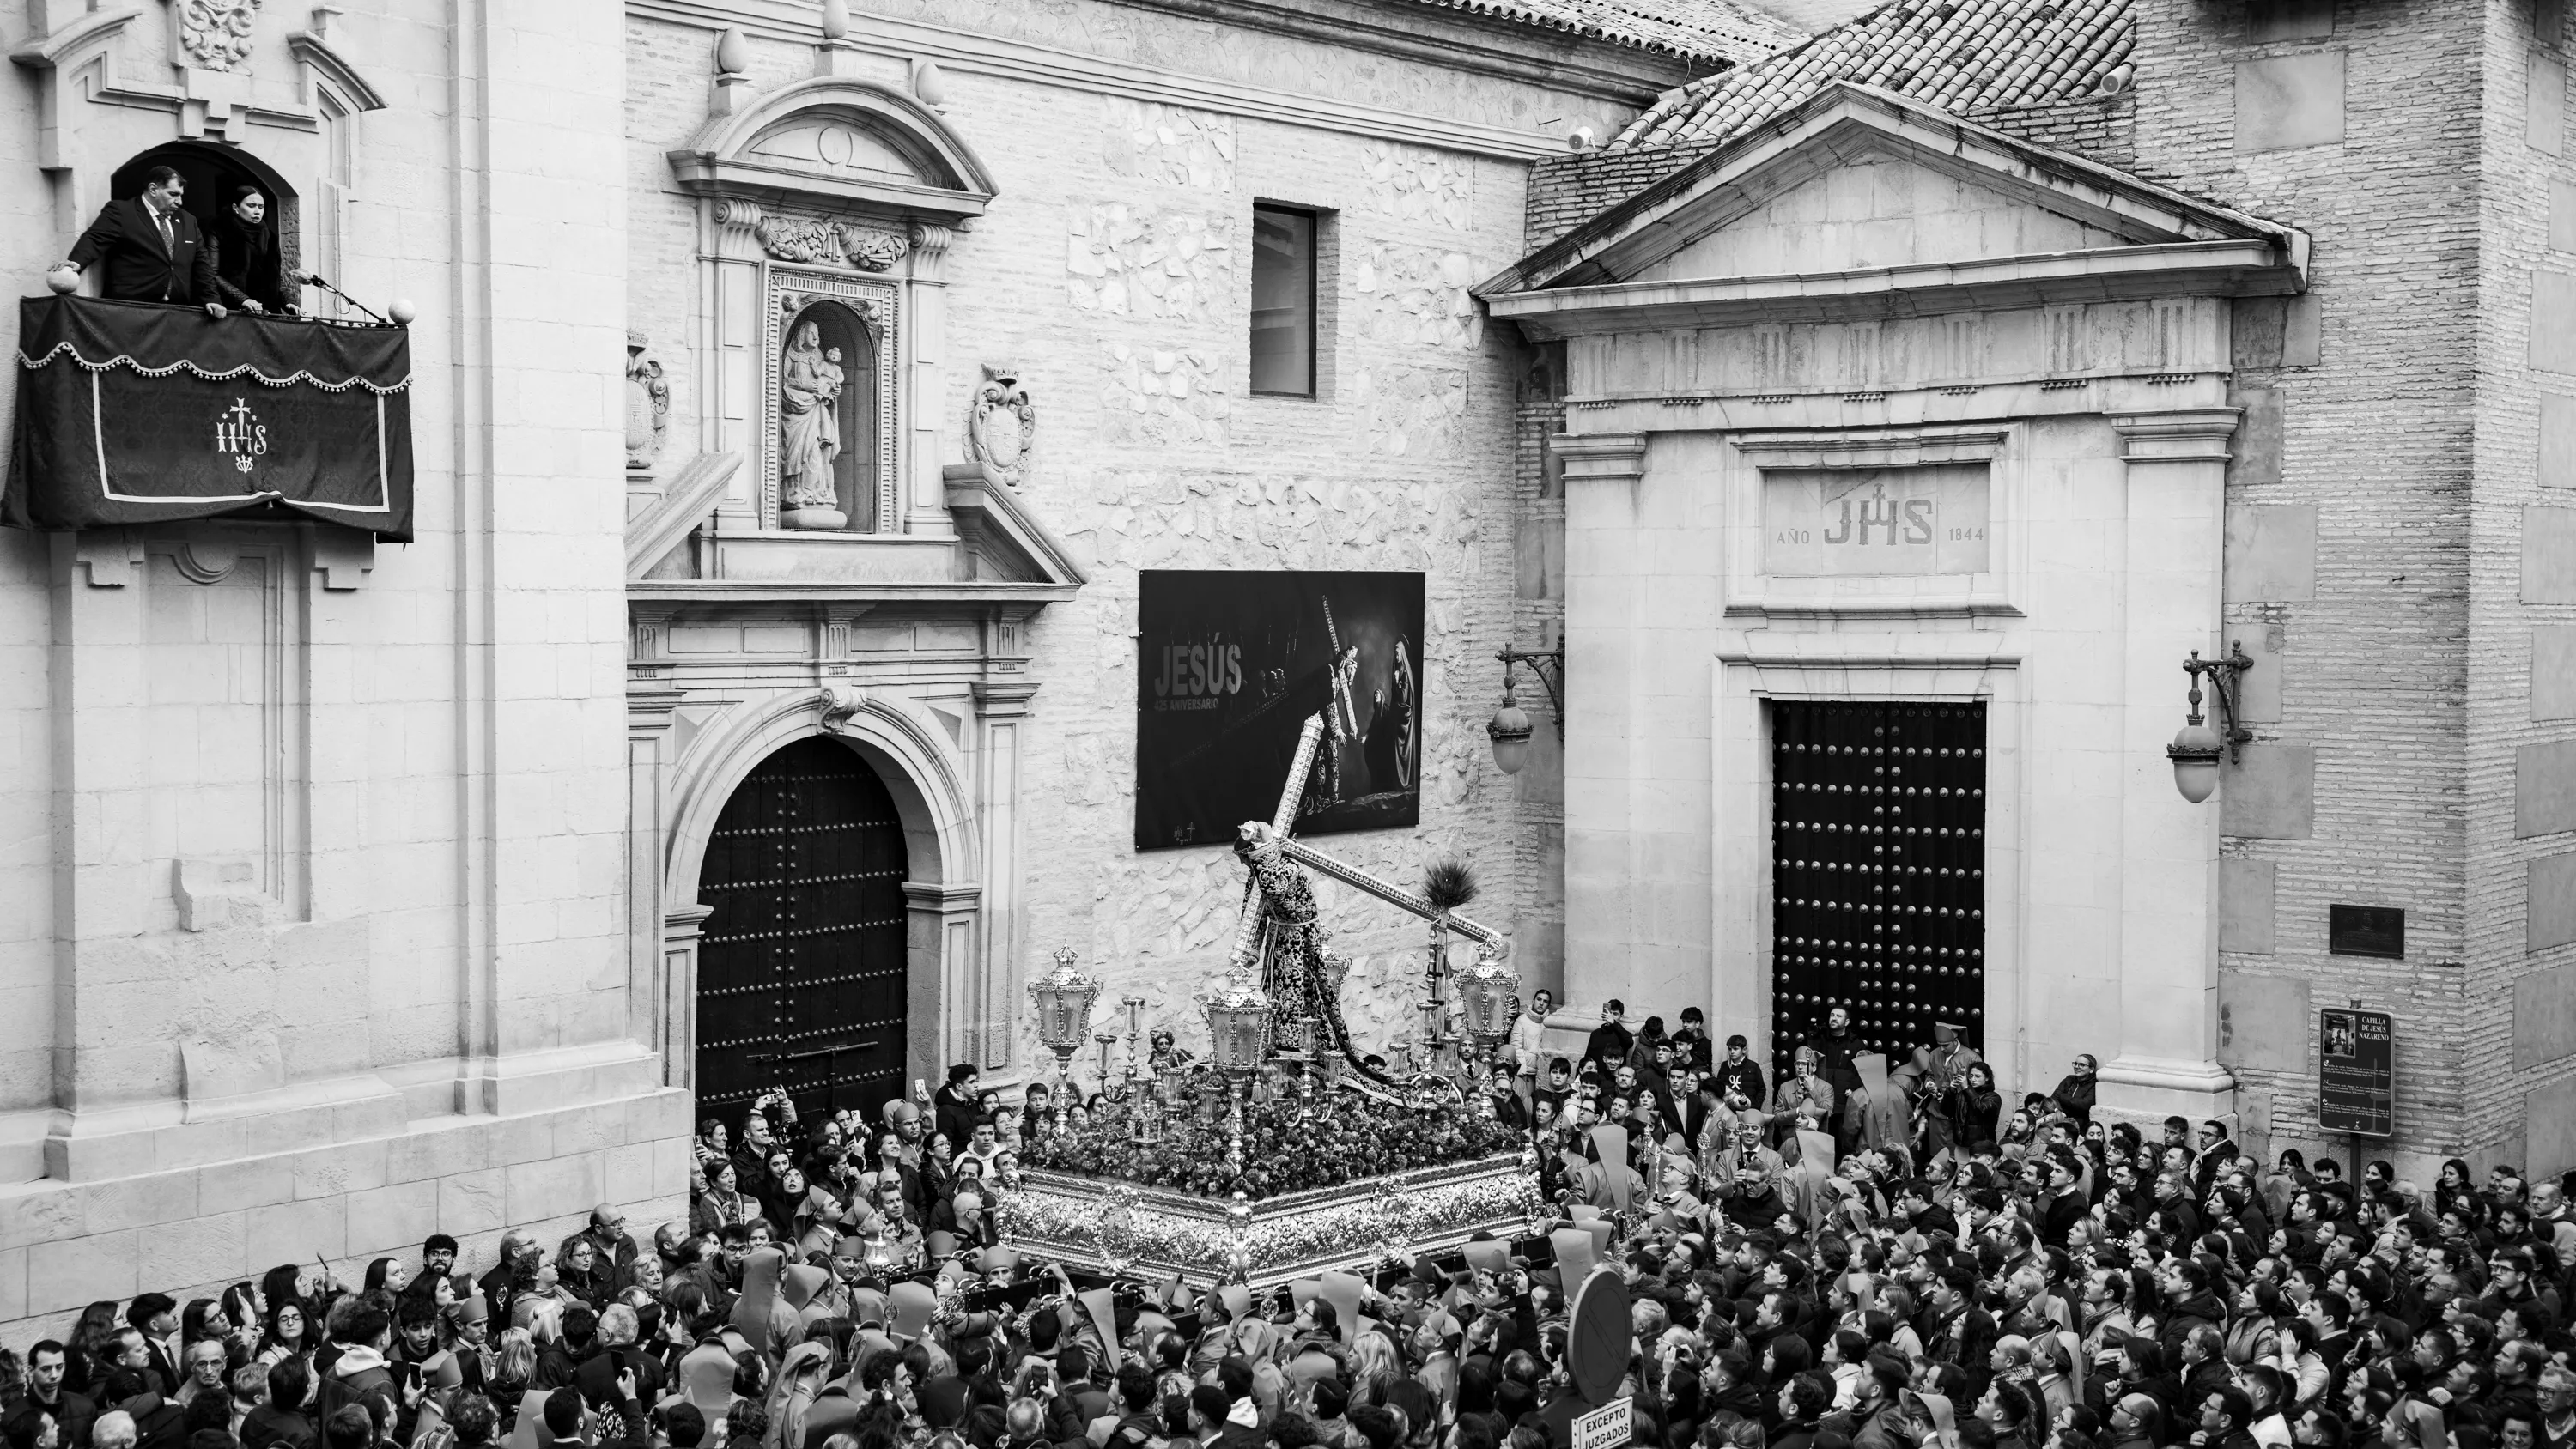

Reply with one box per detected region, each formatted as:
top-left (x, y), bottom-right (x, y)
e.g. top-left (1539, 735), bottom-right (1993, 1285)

top-left (1006, 712), bottom-right (1537, 1288)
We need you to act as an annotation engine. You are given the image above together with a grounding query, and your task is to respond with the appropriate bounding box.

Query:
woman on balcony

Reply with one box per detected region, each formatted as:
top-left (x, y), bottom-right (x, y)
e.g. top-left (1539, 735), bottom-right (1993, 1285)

top-left (211, 187), bottom-right (298, 317)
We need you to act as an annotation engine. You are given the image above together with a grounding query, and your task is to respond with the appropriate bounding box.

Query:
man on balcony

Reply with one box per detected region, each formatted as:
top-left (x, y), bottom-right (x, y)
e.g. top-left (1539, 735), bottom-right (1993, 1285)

top-left (49, 167), bottom-right (228, 319)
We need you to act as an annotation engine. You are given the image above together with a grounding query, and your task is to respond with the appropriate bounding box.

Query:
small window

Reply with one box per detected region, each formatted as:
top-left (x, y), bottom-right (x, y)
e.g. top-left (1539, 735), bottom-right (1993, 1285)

top-left (1249, 205), bottom-right (1316, 397)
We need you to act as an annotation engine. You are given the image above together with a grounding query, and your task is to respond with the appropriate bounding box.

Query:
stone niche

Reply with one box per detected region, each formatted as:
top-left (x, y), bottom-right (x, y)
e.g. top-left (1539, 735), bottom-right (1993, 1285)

top-left (664, 76), bottom-right (997, 567)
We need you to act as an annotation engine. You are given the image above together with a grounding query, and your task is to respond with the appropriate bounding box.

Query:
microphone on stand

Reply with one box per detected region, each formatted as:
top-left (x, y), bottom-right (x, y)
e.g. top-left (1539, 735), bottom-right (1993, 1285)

top-left (297, 270), bottom-right (401, 326)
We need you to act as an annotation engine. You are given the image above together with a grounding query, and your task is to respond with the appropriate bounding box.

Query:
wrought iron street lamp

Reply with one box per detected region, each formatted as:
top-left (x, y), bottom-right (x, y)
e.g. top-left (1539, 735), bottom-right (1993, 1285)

top-left (1487, 646), bottom-right (1564, 775)
top-left (2166, 640), bottom-right (2256, 804)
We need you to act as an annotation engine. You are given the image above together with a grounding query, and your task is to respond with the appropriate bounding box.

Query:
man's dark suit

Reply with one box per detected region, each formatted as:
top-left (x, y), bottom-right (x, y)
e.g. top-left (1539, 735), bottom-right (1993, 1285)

top-left (65, 197), bottom-right (220, 305)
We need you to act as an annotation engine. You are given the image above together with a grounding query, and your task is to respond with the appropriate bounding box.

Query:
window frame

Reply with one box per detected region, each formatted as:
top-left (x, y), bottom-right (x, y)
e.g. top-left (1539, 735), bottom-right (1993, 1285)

top-left (1248, 202), bottom-right (1321, 400)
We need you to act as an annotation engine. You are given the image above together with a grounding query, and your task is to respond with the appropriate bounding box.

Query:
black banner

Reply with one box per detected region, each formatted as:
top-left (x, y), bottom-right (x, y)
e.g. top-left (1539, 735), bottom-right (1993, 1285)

top-left (4, 295), bottom-right (414, 541)
top-left (1135, 569), bottom-right (1422, 851)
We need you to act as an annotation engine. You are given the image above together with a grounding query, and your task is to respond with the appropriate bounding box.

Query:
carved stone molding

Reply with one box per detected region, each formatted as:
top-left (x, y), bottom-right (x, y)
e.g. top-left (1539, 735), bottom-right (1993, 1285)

top-left (179, 0), bottom-right (262, 71)
top-left (714, 197), bottom-right (765, 258)
top-left (754, 212), bottom-right (914, 272)
top-left (908, 221), bottom-right (955, 282)
top-left (627, 330), bottom-right (671, 470)
top-left (818, 683), bottom-right (864, 733)
top-left (755, 214), bottom-right (843, 265)
top-left (841, 223), bottom-right (908, 271)
top-left (963, 364), bottom-right (1034, 489)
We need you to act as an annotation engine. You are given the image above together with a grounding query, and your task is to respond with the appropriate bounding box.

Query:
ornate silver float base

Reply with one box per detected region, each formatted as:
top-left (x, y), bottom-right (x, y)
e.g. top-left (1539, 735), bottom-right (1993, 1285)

top-left (997, 1154), bottom-right (1532, 1290)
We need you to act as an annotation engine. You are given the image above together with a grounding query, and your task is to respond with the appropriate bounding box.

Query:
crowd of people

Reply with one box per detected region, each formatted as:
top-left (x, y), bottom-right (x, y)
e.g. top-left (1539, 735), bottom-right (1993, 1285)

top-left (3, 1001), bottom-right (2572, 1449)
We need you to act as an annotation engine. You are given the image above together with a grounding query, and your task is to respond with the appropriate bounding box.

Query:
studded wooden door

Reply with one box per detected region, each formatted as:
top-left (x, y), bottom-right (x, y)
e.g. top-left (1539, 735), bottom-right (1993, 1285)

top-left (695, 737), bottom-right (911, 1125)
top-left (1769, 701), bottom-right (1987, 1082)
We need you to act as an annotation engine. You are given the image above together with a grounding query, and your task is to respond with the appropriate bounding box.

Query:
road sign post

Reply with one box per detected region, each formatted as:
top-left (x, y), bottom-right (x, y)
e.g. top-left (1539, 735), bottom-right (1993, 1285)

top-left (1573, 1400), bottom-right (1631, 1449)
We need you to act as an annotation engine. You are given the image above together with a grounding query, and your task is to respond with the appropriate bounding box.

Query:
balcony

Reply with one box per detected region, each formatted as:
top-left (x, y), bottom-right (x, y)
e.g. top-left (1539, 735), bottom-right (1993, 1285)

top-left (4, 294), bottom-right (414, 541)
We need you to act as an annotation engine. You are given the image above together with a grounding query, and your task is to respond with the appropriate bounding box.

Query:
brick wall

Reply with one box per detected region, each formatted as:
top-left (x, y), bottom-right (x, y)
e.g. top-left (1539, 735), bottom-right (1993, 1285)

top-left (2126, 0), bottom-right (2498, 1177)
top-left (1526, 143), bottom-right (1721, 252)
top-left (2469, 0), bottom-right (2576, 1178)
top-left (1961, 92), bottom-right (2137, 171)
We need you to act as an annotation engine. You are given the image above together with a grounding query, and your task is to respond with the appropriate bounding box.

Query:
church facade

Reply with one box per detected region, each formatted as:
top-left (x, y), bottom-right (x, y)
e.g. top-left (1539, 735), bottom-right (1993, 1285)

top-left (0, 0), bottom-right (1781, 1335)
top-left (0, 0), bottom-right (2568, 1338)
top-left (1498, 0), bottom-right (2576, 1184)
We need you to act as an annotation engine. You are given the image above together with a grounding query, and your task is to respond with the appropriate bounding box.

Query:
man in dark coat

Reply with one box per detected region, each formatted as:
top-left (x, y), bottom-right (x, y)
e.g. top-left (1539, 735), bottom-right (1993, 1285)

top-left (52, 167), bottom-right (228, 317)
top-left (6, 1342), bottom-right (97, 1449)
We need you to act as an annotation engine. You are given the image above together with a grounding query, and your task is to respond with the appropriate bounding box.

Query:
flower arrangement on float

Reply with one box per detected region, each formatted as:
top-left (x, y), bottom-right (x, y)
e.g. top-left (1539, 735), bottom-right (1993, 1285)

top-left (1018, 1076), bottom-right (1520, 1200)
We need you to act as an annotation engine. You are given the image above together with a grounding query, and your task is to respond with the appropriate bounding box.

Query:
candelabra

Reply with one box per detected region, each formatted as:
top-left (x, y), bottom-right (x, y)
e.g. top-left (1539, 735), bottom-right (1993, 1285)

top-left (1120, 995), bottom-right (1146, 1097)
top-left (1092, 1030), bottom-right (1120, 1096)
top-left (1200, 967), bottom-right (1270, 1187)
top-left (1452, 943), bottom-right (1521, 1119)
top-left (1028, 947), bottom-right (1103, 1119)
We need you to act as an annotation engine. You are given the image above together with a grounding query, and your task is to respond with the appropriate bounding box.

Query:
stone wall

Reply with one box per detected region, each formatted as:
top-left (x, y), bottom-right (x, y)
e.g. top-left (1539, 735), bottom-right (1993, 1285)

top-left (623, 1), bottom-right (1572, 1075)
top-left (0, 0), bottom-right (692, 1339)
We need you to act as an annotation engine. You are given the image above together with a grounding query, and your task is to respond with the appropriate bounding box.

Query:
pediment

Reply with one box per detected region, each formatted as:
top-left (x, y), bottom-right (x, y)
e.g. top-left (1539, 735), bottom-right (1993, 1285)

top-left (670, 77), bottom-right (996, 224)
top-left (1479, 82), bottom-right (2306, 299)
top-left (744, 111), bottom-right (946, 191)
top-left (1627, 146), bottom-right (2147, 282)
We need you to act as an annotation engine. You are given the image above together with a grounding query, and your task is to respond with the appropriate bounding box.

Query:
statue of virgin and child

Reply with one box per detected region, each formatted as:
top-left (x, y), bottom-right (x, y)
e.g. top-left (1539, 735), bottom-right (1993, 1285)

top-left (780, 319), bottom-right (848, 529)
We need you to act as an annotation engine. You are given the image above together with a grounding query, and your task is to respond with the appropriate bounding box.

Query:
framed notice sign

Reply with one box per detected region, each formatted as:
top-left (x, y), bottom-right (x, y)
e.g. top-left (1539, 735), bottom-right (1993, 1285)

top-left (2318, 1009), bottom-right (2393, 1137)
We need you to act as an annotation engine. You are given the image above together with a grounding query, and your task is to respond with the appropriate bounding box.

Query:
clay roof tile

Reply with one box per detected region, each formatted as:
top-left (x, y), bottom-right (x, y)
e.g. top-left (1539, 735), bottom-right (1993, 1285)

top-left (1607, 0), bottom-right (2136, 151)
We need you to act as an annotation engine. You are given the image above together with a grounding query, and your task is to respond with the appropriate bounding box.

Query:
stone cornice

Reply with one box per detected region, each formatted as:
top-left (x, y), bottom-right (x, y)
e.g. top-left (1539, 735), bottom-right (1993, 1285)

top-left (1488, 241), bottom-right (2303, 338)
top-left (626, 580), bottom-right (1082, 607)
top-left (1093, 0), bottom-right (1716, 101)
top-left (627, 0), bottom-right (1579, 161)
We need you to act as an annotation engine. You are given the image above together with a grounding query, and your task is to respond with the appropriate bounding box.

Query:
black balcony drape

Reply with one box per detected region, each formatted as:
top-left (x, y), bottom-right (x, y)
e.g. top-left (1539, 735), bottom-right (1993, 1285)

top-left (4, 295), bottom-right (414, 541)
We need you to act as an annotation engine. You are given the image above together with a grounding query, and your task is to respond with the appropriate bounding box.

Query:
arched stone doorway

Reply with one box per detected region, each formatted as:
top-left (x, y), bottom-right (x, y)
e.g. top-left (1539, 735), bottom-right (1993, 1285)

top-left (693, 736), bottom-right (911, 1125)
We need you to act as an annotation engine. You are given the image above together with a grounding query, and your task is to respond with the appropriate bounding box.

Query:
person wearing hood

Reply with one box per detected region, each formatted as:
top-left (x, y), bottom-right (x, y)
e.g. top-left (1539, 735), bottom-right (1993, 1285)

top-left (2159, 1264), bottom-right (2229, 1367)
top-left (321, 1305), bottom-right (396, 1426)
top-left (208, 186), bottom-right (297, 315)
top-left (757, 1343), bottom-right (829, 1449)
top-left (1902, 1391), bottom-right (1961, 1449)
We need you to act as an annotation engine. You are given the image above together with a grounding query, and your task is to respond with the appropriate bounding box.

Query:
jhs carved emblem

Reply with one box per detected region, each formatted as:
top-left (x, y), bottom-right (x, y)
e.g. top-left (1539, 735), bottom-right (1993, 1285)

top-left (215, 398), bottom-right (270, 474)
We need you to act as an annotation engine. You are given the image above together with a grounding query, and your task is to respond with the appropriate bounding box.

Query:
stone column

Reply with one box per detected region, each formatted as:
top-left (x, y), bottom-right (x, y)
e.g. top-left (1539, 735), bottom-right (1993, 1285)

top-left (707, 201), bottom-right (765, 467)
top-left (2099, 409), bottom-right (2242, 1125)
top-left (46, 531), bottom-right (152, 1138)
top-left (902, 224), bottom-right (957, 538)
top-left (973, 664), bottom-right (1037, 1076)
top-left (628, 685), bottom-right (685, 1060)
top-left (903, 882), bottom-right (983, 1091)
top-left (1555, 432), bottom-right (1653, 1017)
top-left (661, 905), bottom-right (713, 1091)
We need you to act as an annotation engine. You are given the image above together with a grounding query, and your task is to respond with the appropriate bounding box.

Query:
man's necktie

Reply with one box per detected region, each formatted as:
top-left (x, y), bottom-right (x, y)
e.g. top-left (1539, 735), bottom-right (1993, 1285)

top-left (153, 207), bottom-right (174, 298)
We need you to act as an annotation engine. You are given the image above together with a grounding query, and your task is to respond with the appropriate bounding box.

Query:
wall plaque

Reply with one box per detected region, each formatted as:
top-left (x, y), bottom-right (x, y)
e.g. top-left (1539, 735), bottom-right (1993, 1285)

top-left (2328, 903), bottom-right (2405, 958)
top-left (1763, 464), bottom-right (1990, 577)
